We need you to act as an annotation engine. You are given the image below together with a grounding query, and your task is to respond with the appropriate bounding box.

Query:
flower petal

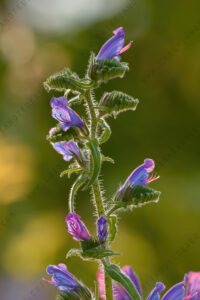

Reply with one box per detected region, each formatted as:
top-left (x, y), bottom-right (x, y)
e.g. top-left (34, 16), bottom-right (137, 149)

top-left (65, 212), bottom-right (91, 241)
top-left (147, 282), bottom-right (165, 300)
top-left (52, 141), bottom-right (74, 161)
top-left (185, 272), bottom-right (200, 299)
top-left (162, 281), bottom-right (185, 300)
top-left (122, 266), bottom-right (142, 296)
top-left (96, 27), bottom-right (126, 61)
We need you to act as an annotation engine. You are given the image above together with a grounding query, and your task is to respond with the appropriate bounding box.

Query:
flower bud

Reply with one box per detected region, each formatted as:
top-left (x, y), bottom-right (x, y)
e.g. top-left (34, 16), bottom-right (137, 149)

top-left (97, 216), bottom-right (107, 244)
top-left (65, 213), bottom-right (91, 242)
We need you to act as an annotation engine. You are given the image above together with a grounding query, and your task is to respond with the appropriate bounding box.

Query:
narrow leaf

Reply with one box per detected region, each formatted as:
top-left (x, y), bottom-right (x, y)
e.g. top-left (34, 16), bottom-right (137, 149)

top-left (66, 248), bottom-right (82, 259)
top-left (98, 119), bottom-right (111, 144)
top-left (105, 264), bottom-right (141, 300)
top-left (94, 281), bottom-right (99, 300)
top-left (82, 248), bottom-right (120, 259)
top-left (69, 175), bottom-right (87, 212)
top-left (60, 168), bottom-right (82, 178)
top-left (102, 156), bottom-right (115, 164)
top-left (84, 138), bottom-right (101, 188)
top-left (108, 215), bottom-right (117, 242)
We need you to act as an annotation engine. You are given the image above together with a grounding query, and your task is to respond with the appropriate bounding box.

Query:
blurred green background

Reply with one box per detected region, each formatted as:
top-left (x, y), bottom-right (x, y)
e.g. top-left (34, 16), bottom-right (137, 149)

top-left (0, 0), bottom-right (200, 299)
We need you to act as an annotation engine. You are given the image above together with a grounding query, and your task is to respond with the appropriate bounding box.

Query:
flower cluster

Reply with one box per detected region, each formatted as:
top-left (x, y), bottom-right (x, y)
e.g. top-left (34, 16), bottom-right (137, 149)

top-left (49, 96), bottom-right (84, 163)
top-left (42, 26), bottom-right (197, 300)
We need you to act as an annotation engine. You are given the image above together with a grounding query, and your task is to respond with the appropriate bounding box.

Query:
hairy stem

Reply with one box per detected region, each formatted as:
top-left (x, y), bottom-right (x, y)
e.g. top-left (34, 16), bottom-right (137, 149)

top-left (85, 89), bottom-right (114, 300)
top-left (92, 180), bottom-right (105, 216)
top-left (85, 89), bottom-right (97, 138)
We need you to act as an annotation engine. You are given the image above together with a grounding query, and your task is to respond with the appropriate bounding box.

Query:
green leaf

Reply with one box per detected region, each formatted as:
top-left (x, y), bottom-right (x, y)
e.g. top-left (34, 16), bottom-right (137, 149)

top-left (92, 58), bottom-right (129, 83)
top-left (46, 123), bottom-right (80, 143)
top-left (107, 201), bottom-right (127, 208)
top-left (69, 175), bottom-right (87, 212)
top-left (131, 185), bottom-right (161, 206)
top-left (99, 91), bottom-right (139, 117)
top-left (66, 244), bottom-right (119, 261)
top-left (57, 284), bottom-right (93, 300)
top-left (108, 215), bottom-right (117, 242)
top-left (86, 52), bottom-right (96, 79)
top-left (81, 239), bottom-right (100, 251)
top-left (80, 240), bottom-right (120, 259)
top-left (102, 155), bottom-right (115, 164)
top-left (66, 248), bottom-right (82, 259)
top-left (105, 264), bottom-right (141, 300)
top-left (116, 185), bottom-right (161, 207)
top-left (82, 247), bottom-right (120, 259)
top-left (94, 281), bottom-right (99, 300)
top-left (84, 138), bottom-right (101, 188)
top-left (56, 291), bottom-right (78, 300)
top-left (44, 68), bottom-right (94, 93)
top-left (98, 119), bottom-right (111, 144)
top-left (60, 168), bottom-right (82, 178)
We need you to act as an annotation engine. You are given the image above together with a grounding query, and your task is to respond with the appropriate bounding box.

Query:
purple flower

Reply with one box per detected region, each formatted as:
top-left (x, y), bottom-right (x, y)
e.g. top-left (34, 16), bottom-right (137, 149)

top-left (97, 216), bottom-right (107, 244)
top-left (50, 96), bottom-right (84, 131)
top-left (96, 27), bottom-right (132, 62)
top-left (184, 272), bottom-right (200, 300)
top-left (117, 159), bottom-right (159, 199)
top-left (65, 212), bottom-right (91, 241)
top-left (97, 265), bottom-right (142, 300)
top-left (51, 140), bottom-right (81, 162)
top-left (43, 263), bottom-right (79, 292)
top-left (97, 266), bottom-right (188, 300)
top-left (147, 281), bottom-right (186, 300)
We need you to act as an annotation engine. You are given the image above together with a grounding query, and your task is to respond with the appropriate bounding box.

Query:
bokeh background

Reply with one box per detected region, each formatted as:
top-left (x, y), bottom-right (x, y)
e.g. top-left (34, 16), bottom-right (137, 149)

top-left (0, 0), bottom-right (200, 299)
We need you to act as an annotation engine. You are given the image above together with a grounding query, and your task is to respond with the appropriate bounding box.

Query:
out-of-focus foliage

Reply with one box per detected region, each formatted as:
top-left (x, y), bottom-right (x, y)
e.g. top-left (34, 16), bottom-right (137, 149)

top-left (0, 0), bottom-right (200, 299)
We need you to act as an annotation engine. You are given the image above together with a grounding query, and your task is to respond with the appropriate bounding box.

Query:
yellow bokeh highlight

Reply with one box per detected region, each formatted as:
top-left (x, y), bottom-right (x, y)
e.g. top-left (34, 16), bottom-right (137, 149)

top-left (2, 212), bottom-right (67, 280)
top-left (0, 137), bottom-right (34, 204)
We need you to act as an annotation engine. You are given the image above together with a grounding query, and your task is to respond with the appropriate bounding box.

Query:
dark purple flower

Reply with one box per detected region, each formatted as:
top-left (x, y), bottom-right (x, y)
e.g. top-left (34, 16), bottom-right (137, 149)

top-left (184, 272), bottom-right (200, 300)
top-left (43, 263), bottom-right (79, 292)
top-left (96, 27), bottom-right (132, 62)
top-left (97, 216), bottom-right (107, 244)
top-left (65, 212), bottom-right (91, 241)
top-left (51, 140), bottom-right (81, 162)
top-left (50, 96), bottom-right (84, 131)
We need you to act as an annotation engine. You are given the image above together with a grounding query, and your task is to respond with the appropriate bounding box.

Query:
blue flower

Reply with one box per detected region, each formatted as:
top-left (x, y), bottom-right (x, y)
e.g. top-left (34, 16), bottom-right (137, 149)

top-left (50, 96), bottom-right (84, 131)
top-left (97, 216), bottom-right (107, 244)
top-left (96, 27), bottom-right (132, 62)
top-left (51, 140), bottom-right (81, 162)
top-left (117, 159), bottom-right (159, 200)
top-left (43, 263), bottom-right (79, 292)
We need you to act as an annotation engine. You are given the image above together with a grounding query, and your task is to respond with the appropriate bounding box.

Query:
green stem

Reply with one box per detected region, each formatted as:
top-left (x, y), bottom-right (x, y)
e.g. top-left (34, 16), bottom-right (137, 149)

top-left (92, 180), bottom-right (105, 217)
top-left (85, 89), bottom-right (97, 138)
top-left (106, 205), bottom-right (119, 217)
top-left (104, 268), bottom-right (114, 300)
top-left (85, 89), bottom-right (114, 300)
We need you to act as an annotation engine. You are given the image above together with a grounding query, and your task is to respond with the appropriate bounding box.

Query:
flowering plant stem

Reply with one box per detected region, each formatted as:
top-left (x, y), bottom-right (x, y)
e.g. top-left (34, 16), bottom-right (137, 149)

top-left (85, 89), bottom-right (114, 300)
top-left (44, 27), bottom-right (165, 300)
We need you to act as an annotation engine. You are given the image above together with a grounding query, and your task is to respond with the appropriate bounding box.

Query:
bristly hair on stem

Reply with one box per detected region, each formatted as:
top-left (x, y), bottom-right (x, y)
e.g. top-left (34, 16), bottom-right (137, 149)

top-left (43, 26), bottom-right (163, 300)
